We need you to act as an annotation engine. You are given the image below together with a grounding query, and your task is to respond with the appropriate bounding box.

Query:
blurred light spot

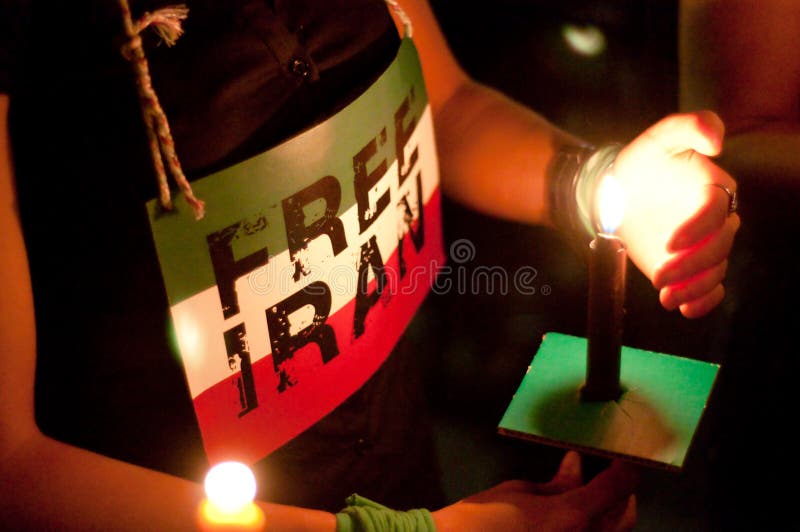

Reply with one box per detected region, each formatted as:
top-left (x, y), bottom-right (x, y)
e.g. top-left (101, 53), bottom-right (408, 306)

top-left (175, 314), bottom-right (201, 362)
top-left (562, 24), bottom-right (606, 57)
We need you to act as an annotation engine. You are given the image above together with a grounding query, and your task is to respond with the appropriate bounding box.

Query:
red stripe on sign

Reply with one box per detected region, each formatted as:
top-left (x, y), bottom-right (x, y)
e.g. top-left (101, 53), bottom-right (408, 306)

top-left (193, 185), bottom-right (445, 464)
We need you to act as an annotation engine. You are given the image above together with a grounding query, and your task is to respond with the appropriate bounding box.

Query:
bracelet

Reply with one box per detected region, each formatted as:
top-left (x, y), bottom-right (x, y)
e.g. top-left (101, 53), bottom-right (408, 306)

top-left (336, 494), bottom-right (436, 532)
top-left (548, 143), bottom-right (623, 249)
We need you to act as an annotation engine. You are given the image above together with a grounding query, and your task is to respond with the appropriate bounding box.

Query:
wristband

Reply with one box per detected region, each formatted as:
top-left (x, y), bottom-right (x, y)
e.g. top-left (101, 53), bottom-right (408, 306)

top-left (548, 143), bottom-right (623, 249)
top-left (336, 494), bottom-right (436, 532)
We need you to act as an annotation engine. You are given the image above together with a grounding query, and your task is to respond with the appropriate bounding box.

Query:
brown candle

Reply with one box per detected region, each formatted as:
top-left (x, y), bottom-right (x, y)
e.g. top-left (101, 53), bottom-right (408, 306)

top-left (582, 232), bottom-right (626, 401)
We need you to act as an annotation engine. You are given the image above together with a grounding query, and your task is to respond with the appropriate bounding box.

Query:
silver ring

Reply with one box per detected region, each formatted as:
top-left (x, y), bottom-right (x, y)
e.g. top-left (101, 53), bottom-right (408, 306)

top-left (710, 183), bottom-right (738, 216)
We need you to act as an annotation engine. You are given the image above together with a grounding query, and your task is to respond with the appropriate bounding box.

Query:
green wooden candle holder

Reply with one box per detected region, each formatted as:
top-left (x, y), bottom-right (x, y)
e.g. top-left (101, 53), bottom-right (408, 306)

top-left (498, 332), bottom-right (718, 470)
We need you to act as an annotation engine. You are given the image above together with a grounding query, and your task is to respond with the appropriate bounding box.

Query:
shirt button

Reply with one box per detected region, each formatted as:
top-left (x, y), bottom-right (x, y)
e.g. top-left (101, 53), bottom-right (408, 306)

top-left (289, 58), bottom-right (311, 78)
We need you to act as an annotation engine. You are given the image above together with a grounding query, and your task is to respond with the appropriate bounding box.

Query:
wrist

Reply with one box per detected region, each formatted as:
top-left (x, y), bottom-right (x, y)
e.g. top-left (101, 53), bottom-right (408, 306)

top-left (548, 143), bottom-right (622, 248)
top-left (336, 494), bottom-right (435, 531)
top-left (432, 503), bottom-right (477, 532)
top-left (431, 505), bottom-right (458, 532)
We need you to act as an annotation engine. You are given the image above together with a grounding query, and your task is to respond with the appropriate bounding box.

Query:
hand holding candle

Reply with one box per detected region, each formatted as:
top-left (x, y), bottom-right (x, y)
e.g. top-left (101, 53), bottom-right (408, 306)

top-left (610, 111), bottom-right (740, 318)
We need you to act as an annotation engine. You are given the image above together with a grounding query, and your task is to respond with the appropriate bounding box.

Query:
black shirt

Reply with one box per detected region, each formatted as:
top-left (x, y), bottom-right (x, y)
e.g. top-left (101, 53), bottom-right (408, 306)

top-left (4, 0), bottom-right (445, 511)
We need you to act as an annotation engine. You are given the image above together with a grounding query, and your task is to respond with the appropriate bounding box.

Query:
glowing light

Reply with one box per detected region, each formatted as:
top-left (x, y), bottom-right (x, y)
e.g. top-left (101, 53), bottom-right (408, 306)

top-left (204, 462), bottom-right (257, 515)
top-left (596, 173), bottom-right (625, 234)
top-left (199, 499), bottom-right (265, 529)
top-left (562, 24), bottom-right (606, 57)
top-left (175, 315), bottom-right (201, 359)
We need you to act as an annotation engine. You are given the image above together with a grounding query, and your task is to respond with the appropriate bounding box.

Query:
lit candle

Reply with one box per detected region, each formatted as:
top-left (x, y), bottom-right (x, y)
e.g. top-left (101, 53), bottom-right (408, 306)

top-left (582, 173), bottom-right (626, 402)
top-left (198, 461), bottom-right (266, 531)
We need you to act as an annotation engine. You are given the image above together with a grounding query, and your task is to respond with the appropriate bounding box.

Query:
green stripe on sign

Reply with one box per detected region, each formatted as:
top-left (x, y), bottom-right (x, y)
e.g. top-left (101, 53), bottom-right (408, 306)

top-left (147, 37), bottom-right (429, 306)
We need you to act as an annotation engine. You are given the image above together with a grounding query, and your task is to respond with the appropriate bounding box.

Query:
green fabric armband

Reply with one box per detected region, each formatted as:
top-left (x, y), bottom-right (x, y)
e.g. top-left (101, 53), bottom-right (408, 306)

top-left (336, 494), bottom-right (436, 532)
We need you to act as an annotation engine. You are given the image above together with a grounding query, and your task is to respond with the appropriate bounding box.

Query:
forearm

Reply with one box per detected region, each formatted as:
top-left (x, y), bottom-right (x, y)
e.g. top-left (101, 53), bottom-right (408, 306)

top-left (433, 79), bottom-right (585, 227)
top-left (0, 95), bottom-right (326, 532)
top-left (0, 431), bottom-right (336, 531)
top-left (393, 1), bottom-right (587, 228)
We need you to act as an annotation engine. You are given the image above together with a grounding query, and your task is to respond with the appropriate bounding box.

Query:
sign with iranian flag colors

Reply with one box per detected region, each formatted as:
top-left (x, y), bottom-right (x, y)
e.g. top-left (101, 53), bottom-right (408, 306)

top-left (146, 38), bottom-right (444, 464)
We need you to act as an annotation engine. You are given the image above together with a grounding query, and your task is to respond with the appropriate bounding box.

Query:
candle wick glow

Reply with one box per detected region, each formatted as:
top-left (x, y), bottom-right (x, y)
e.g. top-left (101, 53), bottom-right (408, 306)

top-left (596, 172), bottom-right (625, 234)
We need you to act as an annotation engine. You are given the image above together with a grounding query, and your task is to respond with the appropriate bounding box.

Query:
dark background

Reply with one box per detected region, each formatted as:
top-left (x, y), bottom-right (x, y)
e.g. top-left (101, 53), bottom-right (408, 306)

top-left (418, 1), bottom-right (798, 530)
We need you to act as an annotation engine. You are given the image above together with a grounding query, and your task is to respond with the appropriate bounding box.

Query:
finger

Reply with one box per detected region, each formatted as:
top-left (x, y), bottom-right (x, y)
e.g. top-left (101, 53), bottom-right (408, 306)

top-left (591, 494), bottom-right (637, 532)
top-left (659, 260), bottom-right (728, 310)
top-left (489, 479), bottom-right (540, 494)
top-left (520, 451), bottom-right (584, 496)
top-left (617, 495), bottom-right (638, 532)
top-left (545, 451), bottom-right (583, 493)
top-left (566, 460), bottom-right (639, 519)
top-left (640, 111), bottom-right (725, 157)
top-left (460, 479), bottom-right (542, 504)
top-left (667, 165), bottom-right (737, 251)
top-left (492, 452), bottom-right (585, 496)
top-left (653, 214), bottom-right (739, 289)
top-left (678, 284), bottom-right (726, 319)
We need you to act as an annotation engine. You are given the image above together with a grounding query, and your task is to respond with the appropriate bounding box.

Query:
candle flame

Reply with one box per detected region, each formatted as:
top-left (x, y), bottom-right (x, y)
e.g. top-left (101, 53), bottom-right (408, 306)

top-left (596, 172), bottom-right (625, 234)
top-left (204, 461), bottom-right (257, 515)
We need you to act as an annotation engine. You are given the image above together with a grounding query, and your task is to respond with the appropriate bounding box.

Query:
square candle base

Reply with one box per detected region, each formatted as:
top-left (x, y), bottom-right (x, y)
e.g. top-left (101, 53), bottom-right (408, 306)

top-left (498, 332), bottom-right (719, 470)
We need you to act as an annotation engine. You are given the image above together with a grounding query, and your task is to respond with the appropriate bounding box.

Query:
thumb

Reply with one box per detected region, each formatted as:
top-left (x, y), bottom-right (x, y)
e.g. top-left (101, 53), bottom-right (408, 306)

top-left (567, 460), bottom-right (639, 519)
top-left (592, 494), bottom-right (638, 532)
top-left (545, 451), bottom-right (583, 493)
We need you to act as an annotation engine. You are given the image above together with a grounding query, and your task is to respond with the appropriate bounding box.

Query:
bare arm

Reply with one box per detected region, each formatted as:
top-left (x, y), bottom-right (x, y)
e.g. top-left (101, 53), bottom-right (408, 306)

top-left (400, 0), bottom-right (739, 318)
top-left (680, 0), bottom-right (800, 184)
top-left (0, 5), bottom-right (613, 527)
top-left (395, 0), bottom-right (582, 227)
top-left (0, 94), bottom-right (336, 530)
top-left (0, 10), bottom-right (632, 528)
top-left (0, 90), bottom-right (637, 532)
top-left (0, 0), bottom-right (737, 525)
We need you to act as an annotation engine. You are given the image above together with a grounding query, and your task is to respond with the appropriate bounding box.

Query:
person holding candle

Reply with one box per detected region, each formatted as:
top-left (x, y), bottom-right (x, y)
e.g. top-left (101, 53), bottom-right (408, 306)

top-left (0, 0), bottom-right (737, 530)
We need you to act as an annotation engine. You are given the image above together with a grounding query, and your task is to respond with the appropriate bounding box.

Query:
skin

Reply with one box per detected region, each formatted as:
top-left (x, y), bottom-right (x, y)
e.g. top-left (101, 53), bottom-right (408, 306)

top-left (612, 111), bottom-right (740, 317)
top-left (680, 0), bottom-right (800, 184)
top-left (1, 0), bottom-right (737, 529)
top-left (433, 452), bottom-right (638, 532)
top-left (400, 0), bottom-right (738, 318)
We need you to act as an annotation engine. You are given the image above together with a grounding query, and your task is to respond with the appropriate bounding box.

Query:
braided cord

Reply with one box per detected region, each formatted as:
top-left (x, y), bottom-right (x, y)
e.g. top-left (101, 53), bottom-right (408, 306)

top-left (118, 0), bottom-right (205, 219)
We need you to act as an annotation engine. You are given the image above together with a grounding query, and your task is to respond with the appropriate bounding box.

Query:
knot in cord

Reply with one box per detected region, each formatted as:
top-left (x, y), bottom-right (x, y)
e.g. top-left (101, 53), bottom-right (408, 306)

top-left (118, 0), bottom-right (205, 220)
